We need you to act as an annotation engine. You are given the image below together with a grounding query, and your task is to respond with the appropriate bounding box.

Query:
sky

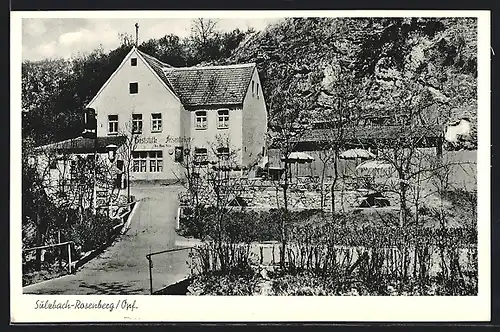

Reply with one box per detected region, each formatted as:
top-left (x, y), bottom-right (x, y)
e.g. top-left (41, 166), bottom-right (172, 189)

top-left (21, 18), bottom-right (283, 61)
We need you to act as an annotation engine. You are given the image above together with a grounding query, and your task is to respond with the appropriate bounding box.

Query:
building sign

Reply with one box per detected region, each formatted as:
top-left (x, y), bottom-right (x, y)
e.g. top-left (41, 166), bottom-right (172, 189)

top-left (136, 137), bottom-right (158, 144)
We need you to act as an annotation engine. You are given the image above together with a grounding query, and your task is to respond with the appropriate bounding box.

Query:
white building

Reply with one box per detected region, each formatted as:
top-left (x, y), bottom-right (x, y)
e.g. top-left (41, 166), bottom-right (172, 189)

top-left (36, 46), bottom-right (269, 185)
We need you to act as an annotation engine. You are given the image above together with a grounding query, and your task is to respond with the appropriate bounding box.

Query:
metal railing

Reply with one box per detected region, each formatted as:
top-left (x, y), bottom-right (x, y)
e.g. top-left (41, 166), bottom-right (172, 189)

top-left (22, 241), bottom-right (74, 274)
top-left (145, 246), bottom-right (192, 295)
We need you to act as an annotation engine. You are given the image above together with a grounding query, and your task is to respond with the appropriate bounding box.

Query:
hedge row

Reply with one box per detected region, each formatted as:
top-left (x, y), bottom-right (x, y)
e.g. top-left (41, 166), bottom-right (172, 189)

top-left (177, 207), bottom-right (477, 248)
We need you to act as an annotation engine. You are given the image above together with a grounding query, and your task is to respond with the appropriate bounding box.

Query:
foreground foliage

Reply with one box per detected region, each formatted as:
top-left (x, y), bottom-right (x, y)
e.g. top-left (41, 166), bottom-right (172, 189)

top-left (187, 269), bottom-right (477, 296)
top-left (180, 202), bottom-right (477, 296)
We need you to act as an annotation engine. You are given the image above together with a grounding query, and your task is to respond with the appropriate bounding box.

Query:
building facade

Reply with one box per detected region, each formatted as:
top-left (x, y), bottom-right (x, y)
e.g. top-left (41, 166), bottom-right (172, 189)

top-left (86, 47), bottom-right (268, 181)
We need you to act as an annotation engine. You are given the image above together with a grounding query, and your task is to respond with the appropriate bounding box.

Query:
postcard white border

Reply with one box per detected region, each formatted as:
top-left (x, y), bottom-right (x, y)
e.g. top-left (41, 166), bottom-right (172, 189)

top-left (11, 10), bottom-right (491, 323)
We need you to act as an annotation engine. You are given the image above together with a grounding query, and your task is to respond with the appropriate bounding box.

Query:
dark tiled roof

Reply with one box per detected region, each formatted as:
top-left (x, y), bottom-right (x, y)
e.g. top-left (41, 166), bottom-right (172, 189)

top-left (138, 50), bottom-right (173, 69)
top-left (36, 136), bottom-right (127, 154)
top-left (138, 50), bottom-right (256, 107)
top-left (138, 50), bottom-right (176, 92)
top-left (164, 64), bottom-right (255, 107)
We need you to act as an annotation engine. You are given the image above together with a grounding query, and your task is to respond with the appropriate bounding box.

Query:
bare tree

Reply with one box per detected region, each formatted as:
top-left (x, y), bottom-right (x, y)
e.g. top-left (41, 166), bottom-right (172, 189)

top-left (116, 121), bottom-right (141, 203)
top-left (176, 134), bottom-right (249, 271)
top-left (191, 19), bottom-right (218, 46)
top-left (314, 63), bottom-right (360, 213)
top-left (266, 63), bottom-right (316, 266)
top-left (118, 32), bottom-right (135, 47)
top-left (25, 142), bottom-right (101, 269)
top-left (190, 18), bottom-right (220, 61)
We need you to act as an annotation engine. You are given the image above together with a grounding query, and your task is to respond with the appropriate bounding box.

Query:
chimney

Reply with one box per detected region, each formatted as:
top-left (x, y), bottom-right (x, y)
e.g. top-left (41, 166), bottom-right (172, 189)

top-left (135, 23), bottom-right (139, 47)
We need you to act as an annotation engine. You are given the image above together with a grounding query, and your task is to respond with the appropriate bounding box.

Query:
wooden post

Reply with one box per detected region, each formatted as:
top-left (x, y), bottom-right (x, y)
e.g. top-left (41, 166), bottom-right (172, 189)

top-left (176, 207), bottom-right (181, 229)
top-left (35, 207), bottom-right (42, 271)
top-left (67, 242), bottom-right (72, 274)
top-left (436, 137), bottom-right (443, 160)
top-left (148, 256), bottom-right (154, 295)
top-left (272, 245), bottom-right (275, 266)
top-left (58, 231), bottom-right (62, 269)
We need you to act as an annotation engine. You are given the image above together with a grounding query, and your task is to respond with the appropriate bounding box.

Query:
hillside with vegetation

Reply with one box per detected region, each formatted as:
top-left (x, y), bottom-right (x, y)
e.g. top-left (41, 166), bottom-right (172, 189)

top-left (221, 17), bottom-right (477, 149)
top-left (22, 18), bottom-right (477, 149)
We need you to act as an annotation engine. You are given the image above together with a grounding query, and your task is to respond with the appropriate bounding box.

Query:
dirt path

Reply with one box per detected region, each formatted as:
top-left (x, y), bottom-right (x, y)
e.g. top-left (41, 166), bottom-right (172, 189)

top-left (23, 185), bottom-right (192, 295)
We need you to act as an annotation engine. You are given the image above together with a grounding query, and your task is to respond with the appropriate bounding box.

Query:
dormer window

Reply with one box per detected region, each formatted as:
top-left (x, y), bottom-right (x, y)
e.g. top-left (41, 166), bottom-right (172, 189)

top-left (129, 82), bottom-right (138, 94)
top-left (131, 58), bottom-right (137, 66)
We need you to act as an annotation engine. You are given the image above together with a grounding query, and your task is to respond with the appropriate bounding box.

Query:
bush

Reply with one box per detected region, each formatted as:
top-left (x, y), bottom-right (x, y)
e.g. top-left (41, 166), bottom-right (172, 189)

top-left (187, 270), bottom-right (259, 295)
top-left (178, 207), bottom-right (477, 248)
top-left (177, 206), bottom-right (284, 242)
top-left (176, 205), bottom-right (216, 240)
top-left (270, 270), bottom-right (477, 296)
top-left (65, 210), bottom-right (117, 252)
top-left (179, 205), bottom-right (477, 296)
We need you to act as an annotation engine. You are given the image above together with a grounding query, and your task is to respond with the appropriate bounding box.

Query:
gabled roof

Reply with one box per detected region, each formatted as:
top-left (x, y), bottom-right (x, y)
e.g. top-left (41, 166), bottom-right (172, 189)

top-left (36, 136), bottom-right (127, 154)
top-left (88, 48), bottom-right (257, 109)
top-left (137, 50), bottom-right (177, 93)
top-left (163, 63), bottom-right (256, 107)
top-left (137, 50), bottom-right (173, 69)
top-left (87, 47), bottom-right (180, 108)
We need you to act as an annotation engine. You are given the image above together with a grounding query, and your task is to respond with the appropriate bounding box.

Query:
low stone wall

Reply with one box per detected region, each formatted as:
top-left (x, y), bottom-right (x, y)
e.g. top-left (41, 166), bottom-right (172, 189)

top-left (240, 188), bottom-right (400, 211)
top-left (180, 185), bottom-right (400, 211)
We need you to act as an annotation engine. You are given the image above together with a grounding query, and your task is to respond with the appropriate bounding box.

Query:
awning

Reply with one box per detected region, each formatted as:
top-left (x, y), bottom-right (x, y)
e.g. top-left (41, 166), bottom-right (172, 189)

top-left (340, 148), bottom-right (376, 160)
top-left (281, 152), bottom-right (315, 163)
top-left (35, 136), bottom-right (127, 154)
top-left (356, 160), bottom-right (394, 170)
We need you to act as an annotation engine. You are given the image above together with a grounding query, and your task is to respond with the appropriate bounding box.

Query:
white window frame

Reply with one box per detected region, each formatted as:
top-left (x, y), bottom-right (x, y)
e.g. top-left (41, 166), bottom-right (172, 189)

top-left (194, 148), bottom-right (208, 164)
top-left (217, 109), bottom-right (229, 129)
top-left (132, 151), bottom-right (147, 173)
top-left (217, 147), bottom-right (230, 159)
top-left (108, 114), bottom-right (118, 135)
top-left (195, 111), bottom-right (207, 130)
top-left (149, 151), bottom-right (163, 173)
top-left (131, 58), bottom-right (137, 66)
top-left (256, 83), bottom-right (260, 99)
top-left (70, 159), bottom-right (78, 180)
top-left (251, 80), bottom-right (255, 97)
top-left (132, 113), bottom-right (143, 134)
top-left (151, 113), bottom-right (163, 133)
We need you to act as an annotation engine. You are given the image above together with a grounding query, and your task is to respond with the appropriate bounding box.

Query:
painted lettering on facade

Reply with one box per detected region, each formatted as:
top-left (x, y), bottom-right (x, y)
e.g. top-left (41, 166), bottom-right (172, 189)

top-left (136, 135), bottom-right (191, 147)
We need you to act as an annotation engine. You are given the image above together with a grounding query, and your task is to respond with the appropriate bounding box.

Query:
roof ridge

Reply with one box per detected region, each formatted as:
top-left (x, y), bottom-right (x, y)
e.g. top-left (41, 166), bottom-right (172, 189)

top-left (137, 49), bottom-right (173, 68)
top-left (163, 62), bottom-right (256, 71)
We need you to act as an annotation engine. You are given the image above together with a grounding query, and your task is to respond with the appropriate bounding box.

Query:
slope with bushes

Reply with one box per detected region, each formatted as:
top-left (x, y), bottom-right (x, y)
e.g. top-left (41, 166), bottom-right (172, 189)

top-left (222, 17), bottom-right (478, 149)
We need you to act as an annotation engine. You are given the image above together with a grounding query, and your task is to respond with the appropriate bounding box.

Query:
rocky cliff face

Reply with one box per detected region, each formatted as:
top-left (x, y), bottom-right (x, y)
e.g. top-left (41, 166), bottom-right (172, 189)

top-left (221, 17), bottom-right (478, 149)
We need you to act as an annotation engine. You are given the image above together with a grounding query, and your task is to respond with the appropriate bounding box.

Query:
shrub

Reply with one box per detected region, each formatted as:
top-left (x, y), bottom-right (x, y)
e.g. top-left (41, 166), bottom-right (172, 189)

top-left (180, 206), bottom-right (477, 295)
top-left (176, 205), bottom-right (217, 240)
top-left (187, 270), bottom-right (259, 295)
top-left (65, 210), bottom-right (117, 252)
